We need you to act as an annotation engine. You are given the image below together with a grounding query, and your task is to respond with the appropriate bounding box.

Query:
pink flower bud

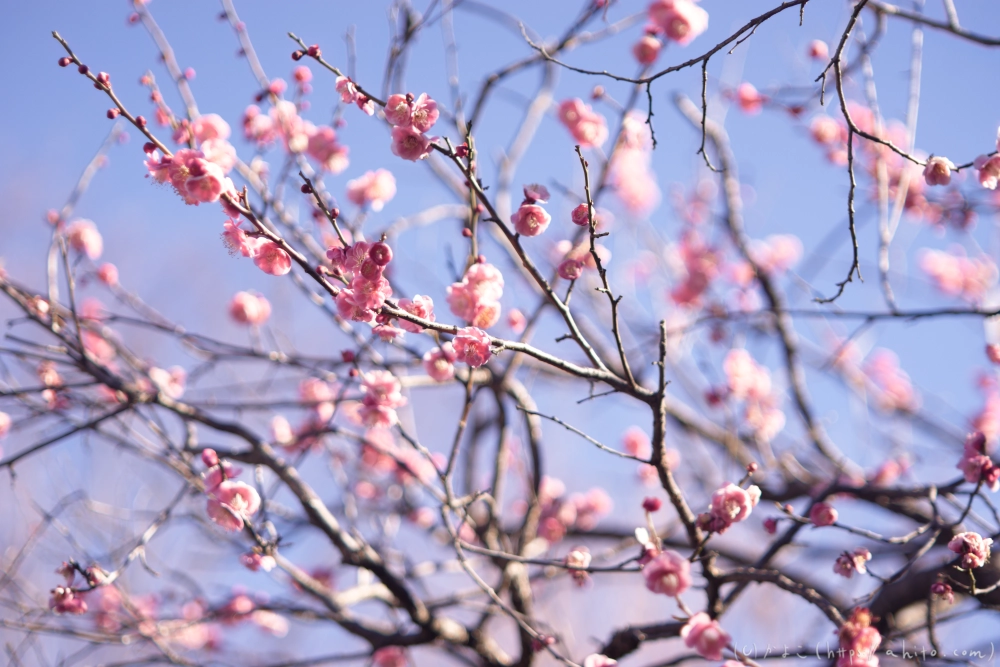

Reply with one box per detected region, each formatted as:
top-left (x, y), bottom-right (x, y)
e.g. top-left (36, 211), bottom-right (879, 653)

top-left (201, 449), bottom-right (220, 468)
top-left (809, 502), bottom-right (838, 527)
top-left (368, 242), bottom-right (393, 266)
top-left (642, 497), bottom-right (662, 512)
top-left (808, 40), bottom-right (829, 60)
top-left (571, 203), bottom-right (593, 226)
top-left (107, 108), bottom-right (120, 119)
top-left (632, 35), bottom-right (662, 65)
top-left (923, 156), bottom-right (956, 186)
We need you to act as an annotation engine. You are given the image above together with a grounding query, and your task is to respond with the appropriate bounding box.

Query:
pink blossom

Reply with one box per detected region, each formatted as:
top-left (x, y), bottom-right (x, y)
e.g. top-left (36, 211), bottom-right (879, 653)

top-left (410, 93), bottom-right (440, 133)
top-left (750, 234), bottom-right (803, 274)
top-left (307, 126), bottom-right (350, 173)
top-left (642, 550), bottom-right (691, 596)
top-left (373, 647), bottom-right (408, 667)
top-left (360, 370), bottom-right (406, 428)
top-left (391, 125), bottom-right (433, 161)
top-left (919, 247), bottom-right (997, 302)
top-left (837, 608), bottom-right (881, 667)
top-left (571, 203), bottom-right (593, 226)
top-left (834, 548), bottom-right (872, 578)
top-left (648, 0), bottom-right (709, 46)
top-left (709, 483), bottom-right (761, 530)
top-left (809, 40), bottom-right (829, 60)
top-left (558, 99), bottom-right (608, 148)
top-left (207, 480), bottom-right (261, 532)
top-left (149, 366), bottom-right (186, 400)
top-left (622, 427), bottom-right (651, 458)
top-left (736, 83), bottom-right (765, 114)
top-left (66, 220), bottom-right (103, 259)
top-left (447, 262), bottom-right (504, 329)
top-left (398, 295), bottom-right (434, 333)
top-left (558, 258), bottom-right (583, 281)
top-left (930, 581), bottom-right (954, 604)
top-left (453, 327), bottom-right (492, 367)
top-left (184, 156), bottom-right (227, 204)
top-left (724, 349), bottom-right (771, 401)
top-left (507, 308), bottom-right (527, 334)
top-left (191, 114), bottom-right (231, 143)
top-left (565, 546), bottom-right (592, 586)
top-left (222, 220), bottom-right (258, 258)
top-left (975, 154), bottom-right (1000, 190)
top-left (948, 531), bottom-right (993, 569)
top-left (50, 586), bottom-right (87, 615)
top-left (810, 115), bottom-right (844, 146)
top-left (423, 343), bottom-right (457, 382)
top-left (384, 94), bottom-right (412, 127)
top-left (583, 656), bottom-right (616, 667)
top-left (680, 612), bottom-right (731, 661)
top-left (670, 230), bottom-right (718, 306)
top-left (229, 291), bottom-right (271, 326)
top-left (572, 488), bottom-right (612, 530)
top-left (96, 263), bottom-right (118, 285)
top-left (335, 76), bottom-right (361, 104)
top-left (863, 349), bottom-right (917, 412)
top-left (200, 138), bottom-right (236, 174)
top-left (633, 34), bottom-right (662, 65)
top-left (988, 344), bottom-right (1000, 365)
top-left (0, 411), bottom-right (10, 438)
top-left (809, 502), bottom-right (838, 527)
top-left (763, 517), bottom-right (778, 534)
top-left (957, 431), bottom-right (1000, 491)
top-left (254, 241), bottom-right (292, 276)
top-left (923, 156), bottom-right (955, 186)
top-left (346, 169), bottom-right (396, 211)
top-left (241, 552), bottom-right (276, 572)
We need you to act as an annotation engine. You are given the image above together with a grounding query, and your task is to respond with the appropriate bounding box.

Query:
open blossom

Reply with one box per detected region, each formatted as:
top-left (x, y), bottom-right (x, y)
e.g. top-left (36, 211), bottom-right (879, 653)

top-left (923, 156), bottom-right (955, 186)
top-left (222, 220), bottom-right (258, 258)
top-left (680, 612), bottom-right (730, 661)
top-left (423, 343), bottom-right (457, 382)
top-left (409, 93), bottom-right (439, 133)
top-left (948, 531), bottom-right (993, 569)
top-left (648, 0), bottom-right (709, 46)
top-left (254, 241), bottom-right (292, 276)
top-left (66, 220), bottom-right (103, 260)
top-left (360, 370), bottom-right (407, 429)
top-left (837, 608), bottom-right (881, 667)
top-left (863, 349), bottom-right (917, 412)
top-left (810, 502), bottom-right (838, 527)
top-left (558, 98), bottom-right (608, 148)
top-left (565, 546), bottom-right (592, 586)
top-left (346, 169), bottom-right (396, 211)
top-left (207, 480), bottom-right (261, 532)
top-left (50, 586), bottom-right (87, 614)
top-left (512, 204), bottom-right (551, 237)
top-left (642, 550), bottom-right (691, 596)
top-left (149, 366), bottom-right (186, 400)
top-left (453, 327), bottom-right (492, 367)
top-left (834, 548), bottom-right (872, 578)
top-left (708, 483), bottom-right (761, 530)
top-left (229, 291), bottom-right (271, 326)
top-left (191, 114), bottom-right (231, 143)
top-left (810, 115), bottom-right (844, 146)
top-left (384, 94), bottom-right (412, 127)
top-left (398, 295), bottom-right (434, 333)
top-left (391, 125), bottom-right (433, 161)
top-left (96, 263), bottom-right (119, 285)
top-left (307, 126), bottom-right (350, 173)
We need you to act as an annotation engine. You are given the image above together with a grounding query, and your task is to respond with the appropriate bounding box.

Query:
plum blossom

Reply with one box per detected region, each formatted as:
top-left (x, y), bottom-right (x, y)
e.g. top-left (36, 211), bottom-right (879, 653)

top-left (680, 612), bottom-right (730, 661)
top-left (837, 608), bottom-right (881, 667)
top-left (642, 549), bottom-right (691, 596)
top-left (609, 112), bottom-right (661, 214)
top-left (809, 502), bottom-right (838, 527)
top-left (373, 647), bottom-right (408, 667)
top-left (923, 156), bottom-right (955, 186)
top-left (565, 546), bottom-right (592, 586)
top-left (447, 261), bottom-right (504, 329)
top-left (975, 154), bottom-right (1000, 190)
top-left (834, 548), bottom-right (872, 578)
top-left (229, 291), bottom-right (271, 326)
top-left (360, 370), bottom-right (407, 429)
top-left (453, 327), bottom-right (492, 367)
top-left (384, 94), bottom-right (412, 127)
top-left (583, 656), bottom-right (616, 667)
top-left (397, 295), bottom-right (434, 333)
top-left (701, 483), bottom-right (761, 533)
top-left (335, 76), bottom-right (374, 115)
top-left (50, 586), bottom-right (87, 615)
top-left (423, 343), bottom-right (457, 382)
top-left (391, 125), bottom-right (433, 161)
top-left (957, 431), bottom-right (1000, 491)
top-left (66, 220), bottom-right (103, 259)
top-left (863, 350), bottom-right (918, 412)
top-left (919, 247), bottom-right (997, 303)
top-left (346, 169), bottom-right (396, 211)
top-left (241, 551), bottom-right (276, 572)
top-left (736, 83), bottom-right (765, 114)
top-left (948, 531), bottom-right (993, 569)
top-left (930, 581), bottom-right (954, 604)
top-left (808, 40), bottom-right (829, 60)
top-left (648, 0), bottom-right (709, 46)
top-left (558, 98), bottom-right (608, 148)
top-left (207, 480), bottom-right (261, 532)
top-left (254, 241), bottom-right (292, 276)
top-left (149, 366), bottom-right (186, 400)
top-left (307, 126), bottom-right (350, 173)
top-left (633, 34), bottom-right (662, 65)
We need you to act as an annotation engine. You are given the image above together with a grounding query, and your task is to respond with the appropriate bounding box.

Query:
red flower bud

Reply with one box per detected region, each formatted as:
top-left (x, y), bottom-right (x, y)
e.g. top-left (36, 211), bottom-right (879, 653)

top-left (58, 57), bottom-right (72, 67)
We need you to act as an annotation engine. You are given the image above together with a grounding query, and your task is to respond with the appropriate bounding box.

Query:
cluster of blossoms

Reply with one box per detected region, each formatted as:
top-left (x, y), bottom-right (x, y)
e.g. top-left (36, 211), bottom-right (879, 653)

top-left (382, 91), bottom-right (439, 161)
top-left (202, 449), bottom-right (262, 532)
top-left (346, 168), bottom-right (396, 211)
top-left (697, 482), bottom-right (761, 534)
top-left (957, 431), bottom-right (1000, 491)
top-left (834, 547), bottom-right (873, 579)
top-left (948, 531), bottom-right (993, 569)
top-left (229, 290), bottom-right (271, 326)
top-left (354, 427), bottom-right (440, 495)
top-left (222, 220), bottom-right (293, 276)
top-left (836, 608), bottom-right (882, 667)
top-left (670, 230), bottom-right (719, 306)
top-left (49, 563), bottom-right (91, 615)
top-left (358, 370), bottom-right (406, 429)
top-left (328, 240), bottom-right (395, 325)
top-left (558, 98), bottom-right (608, 148)
top-left (918, 247), bottom-right (997, 303)
top-left (447, 260), bottom-right (504, 329)
top-left (533, 477), bottom-right (613, 544)
top-left (831, 341), bottom-right (919, 414)
top-left (145, 143), bottom-right (238, 208)
top-left (721, 349), bottom-right (786, 442)
top-left (243, 100), bottom-right (349, 173)
top-left (511, 184), bottom-right (552, 237)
